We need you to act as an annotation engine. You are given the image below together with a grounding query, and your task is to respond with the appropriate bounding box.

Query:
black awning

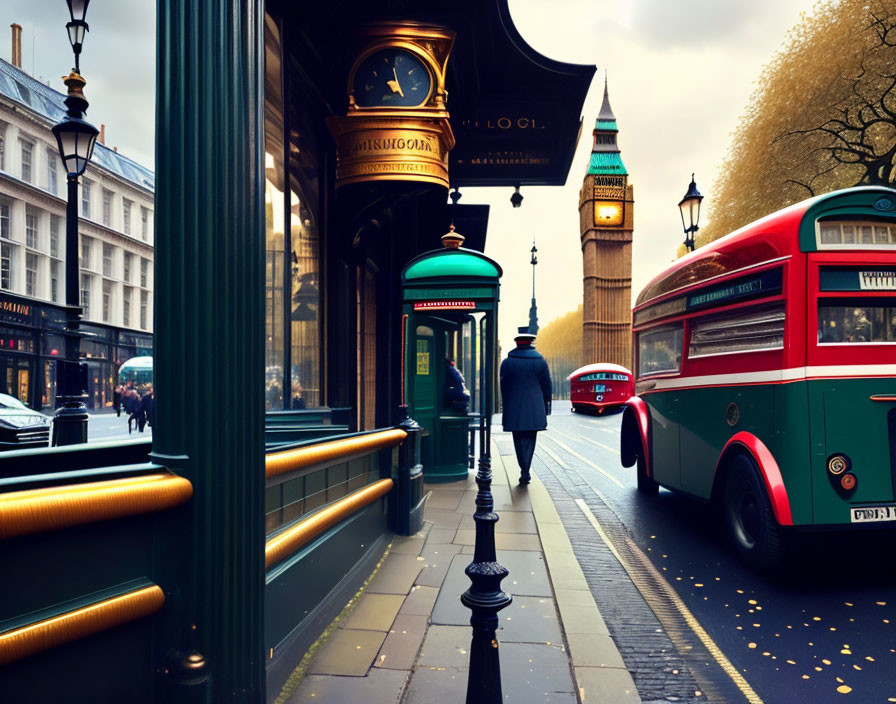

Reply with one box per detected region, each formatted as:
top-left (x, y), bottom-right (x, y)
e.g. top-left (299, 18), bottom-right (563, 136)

top-left (445, 0), bottom-right (595, 187)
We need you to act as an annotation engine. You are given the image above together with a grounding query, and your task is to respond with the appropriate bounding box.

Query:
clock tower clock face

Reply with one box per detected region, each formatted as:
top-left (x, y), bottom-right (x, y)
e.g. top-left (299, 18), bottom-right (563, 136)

top-left (352, 48), bottom-right (433, 108)
top-left (594, 200), bottom-right (624, 227)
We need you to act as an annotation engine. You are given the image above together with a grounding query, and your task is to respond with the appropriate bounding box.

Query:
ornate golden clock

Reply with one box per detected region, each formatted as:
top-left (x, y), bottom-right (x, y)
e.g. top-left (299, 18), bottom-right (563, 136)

top-left (328, 23), bottom-right (456, 188)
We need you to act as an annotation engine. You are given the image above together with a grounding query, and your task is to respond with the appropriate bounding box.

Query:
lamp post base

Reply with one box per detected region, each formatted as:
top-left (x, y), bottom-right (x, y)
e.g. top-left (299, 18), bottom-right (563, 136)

top-left (52, 400), bottom-right (88, 446)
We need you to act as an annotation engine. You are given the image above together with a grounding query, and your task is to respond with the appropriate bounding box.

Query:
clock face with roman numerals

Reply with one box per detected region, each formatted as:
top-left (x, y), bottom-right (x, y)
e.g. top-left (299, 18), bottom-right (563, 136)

top-left (352, 48), bottom-right (433, 108)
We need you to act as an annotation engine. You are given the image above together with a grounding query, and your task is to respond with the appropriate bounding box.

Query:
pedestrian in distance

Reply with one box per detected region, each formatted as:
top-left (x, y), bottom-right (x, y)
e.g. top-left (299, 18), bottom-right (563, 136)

top-left (128, 391), bottom-right (144, 434)
top-left (499, 326), bottom-right (552, 485)
top-left (113, 384), bottom-right (122, 417)
top-left (142, 386), bottom-right (154, 429)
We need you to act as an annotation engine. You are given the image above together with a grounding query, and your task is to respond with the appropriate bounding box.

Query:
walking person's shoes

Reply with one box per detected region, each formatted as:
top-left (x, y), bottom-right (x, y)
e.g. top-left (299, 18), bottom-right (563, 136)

top-left (518, 473), bottom-right (531, 486)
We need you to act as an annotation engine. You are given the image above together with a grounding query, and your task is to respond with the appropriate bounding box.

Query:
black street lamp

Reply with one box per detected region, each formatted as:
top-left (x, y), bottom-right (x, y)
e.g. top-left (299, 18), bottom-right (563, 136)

top-left (678, 173), bottom-right (703, 252)
top-left (65, 0), bottom-right (90, 72)
top-left (51, 2), bottom-right (98, 446)
top-left (528, 239), bottom-right (538, 334)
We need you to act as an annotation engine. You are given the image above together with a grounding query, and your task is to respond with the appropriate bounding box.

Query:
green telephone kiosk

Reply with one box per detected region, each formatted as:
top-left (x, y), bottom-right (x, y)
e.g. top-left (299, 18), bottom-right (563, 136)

top-left (401, 227), bottom-right (501, 482)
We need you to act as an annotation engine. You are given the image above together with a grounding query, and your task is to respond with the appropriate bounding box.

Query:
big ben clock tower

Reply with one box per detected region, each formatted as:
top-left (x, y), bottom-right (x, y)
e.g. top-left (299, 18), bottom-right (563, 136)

top-left (579, 77), bottom-right (633, 369)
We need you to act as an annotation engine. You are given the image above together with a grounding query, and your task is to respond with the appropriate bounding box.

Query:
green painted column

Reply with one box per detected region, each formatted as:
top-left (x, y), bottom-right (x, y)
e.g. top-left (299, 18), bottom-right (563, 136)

top-left (153, 0), bottom-right (266, 700)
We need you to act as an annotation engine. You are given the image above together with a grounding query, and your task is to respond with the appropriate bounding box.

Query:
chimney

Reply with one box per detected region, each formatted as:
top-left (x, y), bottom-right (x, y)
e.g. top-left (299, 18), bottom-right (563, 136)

top-left (113, 147), bottom-right (118, 153)
top-left (98, 124), bottom-right (105, 145)
top-left (10, 24), bottom-right (22, 69)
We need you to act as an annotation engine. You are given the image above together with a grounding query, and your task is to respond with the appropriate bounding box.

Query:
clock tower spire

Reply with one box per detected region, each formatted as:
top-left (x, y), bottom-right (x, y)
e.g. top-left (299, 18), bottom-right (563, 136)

top-left (578, 74), bottom-right (634, 369)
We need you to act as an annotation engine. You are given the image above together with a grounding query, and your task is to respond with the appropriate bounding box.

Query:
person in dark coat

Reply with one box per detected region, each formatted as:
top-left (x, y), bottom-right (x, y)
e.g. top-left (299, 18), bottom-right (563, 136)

top-left (113, 384), bottom-right (122, 417)
top-left (500, 326), bottom-right (552, 485)
top-left (444, 356), bottom-right (470, 414)
top-left (142, 386), bottom-right (154, 428)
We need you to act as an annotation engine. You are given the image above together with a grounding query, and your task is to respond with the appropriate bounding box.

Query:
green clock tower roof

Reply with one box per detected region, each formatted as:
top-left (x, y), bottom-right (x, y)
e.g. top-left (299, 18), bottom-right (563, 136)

top-left (587, 73), bottom-right (627, 176)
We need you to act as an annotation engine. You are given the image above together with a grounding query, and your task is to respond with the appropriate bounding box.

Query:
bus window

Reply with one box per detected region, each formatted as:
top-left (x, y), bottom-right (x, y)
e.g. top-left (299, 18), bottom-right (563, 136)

top-left (637, 326), bottom-right (683, 376)
top-left (818, 301), bottom-right (896, 344)
top-left (817, 218), bottom-right (896, 248)
top-left (689, 304), bottom-right (785, 358)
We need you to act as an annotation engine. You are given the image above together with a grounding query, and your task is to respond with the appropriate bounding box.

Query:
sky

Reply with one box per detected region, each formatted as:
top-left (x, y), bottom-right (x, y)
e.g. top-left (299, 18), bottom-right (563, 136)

top-left (0, 0), bottom-right (820, 354)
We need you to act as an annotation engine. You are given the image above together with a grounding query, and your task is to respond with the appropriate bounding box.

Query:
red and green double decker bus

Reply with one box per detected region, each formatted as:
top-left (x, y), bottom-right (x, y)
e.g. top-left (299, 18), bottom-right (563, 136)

top-left (621, 186), bottom-right (896, 569)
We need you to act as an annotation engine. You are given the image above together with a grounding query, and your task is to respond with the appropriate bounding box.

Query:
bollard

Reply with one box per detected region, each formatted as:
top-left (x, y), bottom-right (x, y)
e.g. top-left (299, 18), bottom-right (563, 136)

top-left (461, 450), bottom-right (511, 703)
top-left (392, 404), bottom-right (425, 536)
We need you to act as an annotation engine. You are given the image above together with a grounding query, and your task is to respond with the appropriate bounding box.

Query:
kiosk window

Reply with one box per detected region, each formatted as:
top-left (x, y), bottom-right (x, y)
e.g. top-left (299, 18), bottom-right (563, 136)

top-left (638, 326), bottom-right (683, 376)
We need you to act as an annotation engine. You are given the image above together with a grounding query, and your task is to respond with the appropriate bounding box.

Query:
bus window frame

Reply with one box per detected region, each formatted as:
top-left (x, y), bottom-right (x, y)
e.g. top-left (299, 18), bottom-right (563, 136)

top-left (633, 260), bottom-right (791, 382)
top-left (808, 251), bottom-right (896, 366)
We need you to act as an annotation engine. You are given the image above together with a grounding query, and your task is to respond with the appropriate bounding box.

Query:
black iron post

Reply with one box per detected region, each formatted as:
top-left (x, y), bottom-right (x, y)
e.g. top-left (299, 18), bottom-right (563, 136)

top-left (51, 69), bottom-right (98, 446)
top-left (462, 314), bottom-right (511, 703)
top-left (528, 240), bottom-right (538, 335)
top-left (393, 404), bottom-right (424, 536)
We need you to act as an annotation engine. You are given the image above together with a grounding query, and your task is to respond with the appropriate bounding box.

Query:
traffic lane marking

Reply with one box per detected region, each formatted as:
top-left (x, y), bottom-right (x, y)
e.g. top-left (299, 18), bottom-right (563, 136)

top-left (540, 435), bottom-right (625, 490)
top-left (575, 498), bottom-right (764, 704)
top-left (549, 426), bottom-right (620, 455)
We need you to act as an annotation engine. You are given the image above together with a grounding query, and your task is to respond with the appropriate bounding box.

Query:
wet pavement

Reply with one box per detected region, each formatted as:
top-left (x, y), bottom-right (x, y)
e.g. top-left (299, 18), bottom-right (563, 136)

top-left (518, 400), bottom-right (896, 704)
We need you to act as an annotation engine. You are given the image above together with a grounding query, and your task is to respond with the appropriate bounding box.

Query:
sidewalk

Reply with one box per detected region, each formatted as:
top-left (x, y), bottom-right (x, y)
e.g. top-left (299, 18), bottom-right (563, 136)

top-left (280, 439), bottom-right (640, 703)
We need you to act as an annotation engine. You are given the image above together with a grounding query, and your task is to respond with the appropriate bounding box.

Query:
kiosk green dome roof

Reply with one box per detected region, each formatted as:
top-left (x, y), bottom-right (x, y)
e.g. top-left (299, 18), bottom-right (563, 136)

top-left (404, 250), bottom-right (501, 281)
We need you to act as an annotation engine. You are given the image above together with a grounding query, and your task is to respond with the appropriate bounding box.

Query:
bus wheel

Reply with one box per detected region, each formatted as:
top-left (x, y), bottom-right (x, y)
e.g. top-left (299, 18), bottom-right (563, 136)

top-left (723, 455), bottom-right (785, 571)
top-left (636, 453), bottom-right (659, 495)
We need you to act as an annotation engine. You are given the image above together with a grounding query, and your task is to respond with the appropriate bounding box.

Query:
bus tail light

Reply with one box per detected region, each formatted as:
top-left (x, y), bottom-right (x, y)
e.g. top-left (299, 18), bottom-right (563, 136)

top-left (827, 454), bottom-right (850, 475)
top-left (840, 473), bottom-right (857, 492)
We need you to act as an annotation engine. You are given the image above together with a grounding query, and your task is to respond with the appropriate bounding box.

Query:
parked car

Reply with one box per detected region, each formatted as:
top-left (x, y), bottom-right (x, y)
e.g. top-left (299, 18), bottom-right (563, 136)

top-left (0, 393), bottom-right (52, 449)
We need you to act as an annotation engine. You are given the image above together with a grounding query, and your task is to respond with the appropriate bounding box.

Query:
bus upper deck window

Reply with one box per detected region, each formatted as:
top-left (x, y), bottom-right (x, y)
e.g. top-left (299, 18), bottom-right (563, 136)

top-left (817, 219), bottom-right (896, 248)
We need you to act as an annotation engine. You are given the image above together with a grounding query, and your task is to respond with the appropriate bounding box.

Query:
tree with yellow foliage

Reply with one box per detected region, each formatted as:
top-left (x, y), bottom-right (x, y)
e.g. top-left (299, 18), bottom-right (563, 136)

top-left (699, 0), bottom-right (896, 245)
top-left (534, 306), bottom-right (583, 398)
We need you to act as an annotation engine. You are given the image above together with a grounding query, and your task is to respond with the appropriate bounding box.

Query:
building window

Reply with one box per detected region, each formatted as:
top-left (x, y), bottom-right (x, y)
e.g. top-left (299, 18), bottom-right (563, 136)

top-left (0, 130), bottom-right (5, 170)
top-left (80, 274), bottom-right (91, 317)
top-left (25, 207), bottom-right (38, 249)
top-left (123, 286), bottom-right (131, 327)
top-left (81, 179), bottom-right (91, 218)
top-left (1, 242), bottom-right (11, 289)
top-left (103, 243), bottom-right (113, 277)
top-left (140, 290), bottom-right (148, 329)
top-left (123, 200), bottom-right (131, 234)
top-left (141, 207), bottom-right (149, 241)
top-left (51, 261), bottom-right (59, 302)
top-left (50, 216), bottom-right (59, 257)
top-left (123, 252), bottom-right (131, 283)
top-left (102, 189), bottom-right (112, 227)
top-left (26, 252), bottom-right (37, 297)
top-left (0, 204), bottom-right (8, 239)
top-left (102, 280), bottom-right (111, 322)
top-left (80, 238), bottom-right (91, 270)
top-left (47, 152), bottom-right (57, 194)
top-left (20, 140), bottom-right (33, 183)
top-left (140, 258), bottom-right (148, 288)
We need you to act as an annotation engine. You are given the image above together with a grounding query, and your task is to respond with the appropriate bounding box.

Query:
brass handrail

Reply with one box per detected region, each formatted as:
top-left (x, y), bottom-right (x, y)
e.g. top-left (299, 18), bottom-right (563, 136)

top-left (265, 477), bottom-right (394, 568)
top-left (0, 472), bottom-right (193, 539)
top-left (265, 428), bottom-right (407, 479)
top-left (0, 584), bottom-right (165, 666)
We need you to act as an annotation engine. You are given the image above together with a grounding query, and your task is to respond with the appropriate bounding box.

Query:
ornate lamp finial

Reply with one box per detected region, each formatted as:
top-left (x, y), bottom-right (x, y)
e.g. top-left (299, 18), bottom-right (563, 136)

top-left (441, 223), bottom-right (465, 249)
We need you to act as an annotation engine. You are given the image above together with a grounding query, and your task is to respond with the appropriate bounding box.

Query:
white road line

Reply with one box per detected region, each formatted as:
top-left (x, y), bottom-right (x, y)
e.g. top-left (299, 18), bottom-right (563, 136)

top-left (541, 436), bottom-right (626, 489)
top-left (573, 422), bottom-right (620, 436)
top-left (550, 427), bottom-right (619, 455)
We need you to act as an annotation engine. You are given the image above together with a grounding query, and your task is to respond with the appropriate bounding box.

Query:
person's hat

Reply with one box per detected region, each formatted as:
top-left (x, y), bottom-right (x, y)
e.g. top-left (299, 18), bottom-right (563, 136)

top-left (514, 326), bottom-right (536, 341)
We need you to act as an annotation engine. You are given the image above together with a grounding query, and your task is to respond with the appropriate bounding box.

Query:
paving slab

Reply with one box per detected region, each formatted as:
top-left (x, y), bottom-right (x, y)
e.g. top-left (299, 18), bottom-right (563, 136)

top-left (421, 507), bottom-right (465, 528)
top-left (374, 614), bottom-right (429, 671)
top-left (575, 666), bottom-right (641, 703)
top-left (416, 624), bottom-right (471, 669)
top-left (453, 529), bottom-right (542, 551)
top-left (403, 667), bottom-right (467, 704)
top-left (389, 532), bottom-right (427, 555)
top-left (342, 593), bottom-right (405, 632)
top-left (288, 667), bottom-right (408, 703)
top-left (498, 595), bottom-right (563, 644)
top-left (366, 553), bottom-right (425, 595)
top-left (501, 642), bottom-right (578, 703)
top-left (423, 526), bottom-right (457, 545)
top-left (306, 628), bottom-right (387, 676)
top-left (424, 489), bottom-right (465, 511)
top-left (398, 585), bottom-right (439, 616)
top-left (566, 633), bottom-right (626, 668)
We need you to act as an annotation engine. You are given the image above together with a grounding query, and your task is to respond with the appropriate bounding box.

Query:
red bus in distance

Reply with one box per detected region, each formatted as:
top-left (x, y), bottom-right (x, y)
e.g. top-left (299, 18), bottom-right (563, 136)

top-left (568, 363), bottom-right (633, 414)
